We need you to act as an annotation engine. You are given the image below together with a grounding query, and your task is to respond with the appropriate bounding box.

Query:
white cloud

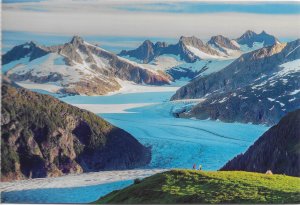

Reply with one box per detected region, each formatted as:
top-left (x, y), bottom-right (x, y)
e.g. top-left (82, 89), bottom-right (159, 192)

top-left (2, 0), bottom-right (300, 38)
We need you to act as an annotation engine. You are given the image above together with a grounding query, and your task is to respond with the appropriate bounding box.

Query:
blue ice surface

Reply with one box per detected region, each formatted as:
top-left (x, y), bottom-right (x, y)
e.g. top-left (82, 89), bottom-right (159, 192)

top-left (2, 180), bottom-right (133, 203)
top-left (62, 91), bottom-right (269, 170)
top-left (118, 2), bottom-right (300, 15)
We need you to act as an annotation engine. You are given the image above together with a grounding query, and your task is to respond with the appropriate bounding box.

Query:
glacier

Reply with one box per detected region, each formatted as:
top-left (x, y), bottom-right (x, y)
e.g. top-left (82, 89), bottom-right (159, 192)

top-left (1, 82), bottom-right (268, 204)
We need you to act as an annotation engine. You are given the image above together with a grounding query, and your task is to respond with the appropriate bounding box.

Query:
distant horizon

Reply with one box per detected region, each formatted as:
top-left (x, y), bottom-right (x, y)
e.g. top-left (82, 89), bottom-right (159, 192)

top-left (2, 29), bottom-right (299, 55)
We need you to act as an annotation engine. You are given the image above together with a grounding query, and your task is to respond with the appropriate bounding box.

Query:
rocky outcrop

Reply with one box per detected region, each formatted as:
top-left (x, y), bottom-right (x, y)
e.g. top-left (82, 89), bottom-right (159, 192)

top-left (3, 36), bottom-right (170, 96)
top-left (236, 30), bottom-right (279, 48)
top-left (220, 109), bottom-right (300, 177)
top-left (1, 81), bottom-right (151, 182)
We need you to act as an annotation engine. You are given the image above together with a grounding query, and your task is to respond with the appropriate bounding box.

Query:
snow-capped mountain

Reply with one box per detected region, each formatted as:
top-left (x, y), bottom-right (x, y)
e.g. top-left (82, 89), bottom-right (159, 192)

top-left (119, 40), bottom-right (168, 63)
top-left (119, 35), bottom-right (240, 81)
top-left (120, 35), bottom-right (226, 64)
top-left (119, 31), bottom-right (279, 81)
top-left (207, 35), bottom-right (241, 57)
top-left (236, 30), bottom-right (279, 48)
top-left (171, 39), bottom-right (300, 125)
top-left (2, 36), bottom-right (171, 95)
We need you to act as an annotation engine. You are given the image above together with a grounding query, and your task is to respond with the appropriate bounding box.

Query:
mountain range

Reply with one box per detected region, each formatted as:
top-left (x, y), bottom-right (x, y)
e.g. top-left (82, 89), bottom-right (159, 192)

top-left (171, 39), bottom-right (300, 125)
top-left (2, 30), bottom-right (280, 96)
top-left (2, 36), bottom-right (171, 95)
top-left (236, 30), bottom-right (280, 48)
top-left (119, 30), bottom-right (278, 63)
top-left (119, 30), bottom-right (279, 81)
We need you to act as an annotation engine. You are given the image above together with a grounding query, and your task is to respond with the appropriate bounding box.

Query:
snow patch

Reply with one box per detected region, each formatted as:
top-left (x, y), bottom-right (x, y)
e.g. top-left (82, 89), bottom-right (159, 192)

top-left (268, 98), bottom-right (275, 102)
top-left (276, 59), bottom-right (300, 77)
top-left (186, 45), bottom-right (224, 60)
top-left (218, 97), bottom-right (228, 103)
top-left (16, 81), bottom-right (63, 93)
top-left (289, 89), bottom-right (300, 95)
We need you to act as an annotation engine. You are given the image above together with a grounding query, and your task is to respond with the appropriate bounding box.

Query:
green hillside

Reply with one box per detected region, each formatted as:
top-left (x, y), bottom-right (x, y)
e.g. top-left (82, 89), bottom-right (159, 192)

top-left (95, 169), bottom-right (300, 204)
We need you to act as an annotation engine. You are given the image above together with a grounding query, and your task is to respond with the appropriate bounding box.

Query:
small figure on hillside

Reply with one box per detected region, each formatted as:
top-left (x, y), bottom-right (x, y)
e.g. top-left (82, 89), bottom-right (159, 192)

top-left (193, 164), bottom-right (196, 170)
top-left (199, 164), bottom-right (202, 171)
top-left (265, 170), bottom-right (273, 175)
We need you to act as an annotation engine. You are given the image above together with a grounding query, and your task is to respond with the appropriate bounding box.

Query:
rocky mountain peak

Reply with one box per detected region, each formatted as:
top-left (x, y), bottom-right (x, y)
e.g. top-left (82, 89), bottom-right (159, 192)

top-left (142, 40), bottom-right (154, 46)
top-left (70, 35), bottom-right (85, 47)
top-left (261, 30), bottom-right (267, 35)
top-left (139, 40), bottom-right (155, 52)
top-left (27, 41), bottom-right (39, 48)
top-left (236, 30), bottom-right (279, 47)
top-left (179, 36), bottom-right (205, 48)
top-left (243, 30), bottom-right (256, 37)
top-left (2, 41), bottom-right (50, 65)
top-left (155, 41), bottom-right (168, 48)
top-left (208, 35), bottom-right (240, 50)
top-left (119, 40), bottom-right (156, 63)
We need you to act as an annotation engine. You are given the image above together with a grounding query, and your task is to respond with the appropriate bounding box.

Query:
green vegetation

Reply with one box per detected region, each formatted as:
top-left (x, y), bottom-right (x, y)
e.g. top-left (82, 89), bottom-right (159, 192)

top-left (95, 169), bottom-right (300, 204)
top-left (1, 82), bottom-right (150, 180)
top-left (1, 83), bottom-right (112, 176)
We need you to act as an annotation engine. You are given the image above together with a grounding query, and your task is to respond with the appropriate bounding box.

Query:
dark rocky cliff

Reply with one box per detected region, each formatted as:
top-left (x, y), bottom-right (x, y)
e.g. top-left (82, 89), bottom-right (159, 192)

top-left (236, 30), bottom-right (279, 47)
top-left (1, 81), bottom-right (151, 182)
top-left (220, 109), bottom-right (300, 177)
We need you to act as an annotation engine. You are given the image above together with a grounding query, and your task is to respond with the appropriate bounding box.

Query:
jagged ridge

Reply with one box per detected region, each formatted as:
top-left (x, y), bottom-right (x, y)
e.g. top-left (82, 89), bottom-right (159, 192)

top-left (2, 36), bottom-right (170, 95)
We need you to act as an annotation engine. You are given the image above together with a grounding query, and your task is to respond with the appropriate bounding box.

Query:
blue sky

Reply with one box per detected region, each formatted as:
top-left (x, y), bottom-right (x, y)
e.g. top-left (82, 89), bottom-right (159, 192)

top-left (119, 2), bottom-right (300, 15)
top-left (2, 0), bottom-right (300, 44)
top-left (3, 0), bottom-right (45, 3)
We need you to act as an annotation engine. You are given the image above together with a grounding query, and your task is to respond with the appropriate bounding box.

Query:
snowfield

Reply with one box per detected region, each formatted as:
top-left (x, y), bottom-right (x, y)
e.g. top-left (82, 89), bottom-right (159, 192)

top-left (186, 45), bottom-right (224, 60)
top-left (16, 81), bottom-right (63, 93)
top-left (106, 79), bottom-right (180, 95)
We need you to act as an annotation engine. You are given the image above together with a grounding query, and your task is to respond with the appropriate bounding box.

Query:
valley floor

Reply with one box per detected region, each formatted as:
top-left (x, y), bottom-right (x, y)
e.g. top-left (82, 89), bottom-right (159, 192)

top-left (1, 85), bottom-right (269, 203)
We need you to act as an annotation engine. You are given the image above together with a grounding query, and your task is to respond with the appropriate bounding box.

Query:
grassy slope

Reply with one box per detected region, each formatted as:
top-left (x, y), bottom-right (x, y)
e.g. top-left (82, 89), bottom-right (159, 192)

top-left (95, 170), bottom-right (300, 204)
